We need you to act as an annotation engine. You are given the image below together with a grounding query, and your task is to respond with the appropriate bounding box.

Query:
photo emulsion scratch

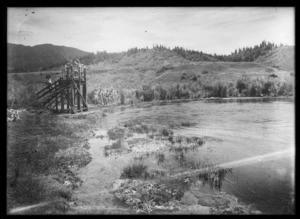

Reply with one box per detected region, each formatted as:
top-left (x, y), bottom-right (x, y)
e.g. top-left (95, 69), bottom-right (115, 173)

top-left (7, 7), bottom-right (294, 215)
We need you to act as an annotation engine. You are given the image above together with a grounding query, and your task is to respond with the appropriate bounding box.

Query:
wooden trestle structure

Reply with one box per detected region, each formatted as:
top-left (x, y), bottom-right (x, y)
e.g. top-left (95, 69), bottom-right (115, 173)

top-left (36, 61), bottom-right (88, 114)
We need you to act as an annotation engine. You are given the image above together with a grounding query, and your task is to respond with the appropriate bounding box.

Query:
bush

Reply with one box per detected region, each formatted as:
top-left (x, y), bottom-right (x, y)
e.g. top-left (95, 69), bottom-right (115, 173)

top-left (181, 122), bottom-right (195, 127)
top-left (227, 83), bottom-right (239, 97)
top-left (269, 74), bottom-right (278, 78)
top-left (212, 82), bottom-right (228, 97)
top-left (141, 85), bottom-right (155, 101)
top-left (161, 128), bottom-right (173, 137)
top-left (120, 163), bottom-right (149, 179)
top-left (156, 85), bottom-right (167, 100)
top-left (107, 127), bottom-right (125, 140)
top-left (236, 76), bottom-right (249, 94)
top-left (111, 139), bottom-right (122, 149)
top-left (262, 80), bottom-right (273, 96)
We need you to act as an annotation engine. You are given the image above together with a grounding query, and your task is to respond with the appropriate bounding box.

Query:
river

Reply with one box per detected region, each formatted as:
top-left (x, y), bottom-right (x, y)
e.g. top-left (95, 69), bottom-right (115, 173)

top-left (97, 98), bottom-right (294, 214)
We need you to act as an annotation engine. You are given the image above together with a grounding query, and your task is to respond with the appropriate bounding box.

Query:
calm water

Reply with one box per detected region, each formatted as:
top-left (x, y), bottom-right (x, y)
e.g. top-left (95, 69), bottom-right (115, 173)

top-left (99, 98), bottom-right (295, 214)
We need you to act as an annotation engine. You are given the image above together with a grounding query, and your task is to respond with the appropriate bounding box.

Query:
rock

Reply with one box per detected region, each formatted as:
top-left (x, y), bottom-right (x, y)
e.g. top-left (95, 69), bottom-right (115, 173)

top-left (109, 179), bottom-right (129, 193)
top-left (64, 180), bottom-right (72, 186)
top-left (180, 192), bottom-right (198, 205)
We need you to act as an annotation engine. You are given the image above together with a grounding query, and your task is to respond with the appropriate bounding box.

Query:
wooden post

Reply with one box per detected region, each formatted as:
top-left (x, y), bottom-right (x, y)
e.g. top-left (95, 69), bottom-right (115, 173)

top-left (55, 82), bottom-right (58, 112)
top-left (70, 66), bottom-right (75, 114)
top-left (60, 77), bottom-right (64, 112)
top-left (83, 68), bottom-right (87, 111)
top-left (66, 67), bottom-right (70, 113)
top-left (77, 65), bottom-right (81, 111)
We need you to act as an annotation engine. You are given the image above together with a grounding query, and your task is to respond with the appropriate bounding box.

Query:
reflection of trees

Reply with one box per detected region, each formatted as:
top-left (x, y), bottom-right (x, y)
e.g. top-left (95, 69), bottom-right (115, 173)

top-left (156, 153), bottom-right (165, 165)
top-left (198, 167), bottom-right (232, 191)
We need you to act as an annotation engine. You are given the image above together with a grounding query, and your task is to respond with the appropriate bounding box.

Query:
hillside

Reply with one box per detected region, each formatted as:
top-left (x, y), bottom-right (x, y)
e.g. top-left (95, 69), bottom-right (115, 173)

top-left (87, 47), bottom-right (294, 91)
top-left (255, 46), bottom-right (294, 72)
top-left (7, 43), bottom-right (91, 73)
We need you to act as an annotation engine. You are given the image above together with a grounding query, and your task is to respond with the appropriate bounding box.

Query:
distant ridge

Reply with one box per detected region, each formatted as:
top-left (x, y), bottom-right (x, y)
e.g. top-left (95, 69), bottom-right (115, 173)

top-left (7, 43), bottom-right (91, 73)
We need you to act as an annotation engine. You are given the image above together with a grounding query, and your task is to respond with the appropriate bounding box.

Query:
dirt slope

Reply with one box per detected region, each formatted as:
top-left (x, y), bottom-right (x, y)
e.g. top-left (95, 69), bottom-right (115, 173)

top-left (255, 46), bottom-right (294, 72)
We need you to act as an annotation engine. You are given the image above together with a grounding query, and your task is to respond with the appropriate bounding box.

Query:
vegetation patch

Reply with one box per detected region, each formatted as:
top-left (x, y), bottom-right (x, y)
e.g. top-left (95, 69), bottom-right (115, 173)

top-left (7, 110), bottom-right (96, 213)
top-left (121, 163), bottom-right (149, 179)
top-left (107, 127), bottom-right (126, 140)
top-left (156, 65), bottom-right (174, 76)
top-left (209, 205), bottom-right (260, 215)
top-left (112, 179), bottom-right (184, 213)
top-left (181, 122), bottom-right (196, 127)
top-left (197, 167), bottom-right (232, 190)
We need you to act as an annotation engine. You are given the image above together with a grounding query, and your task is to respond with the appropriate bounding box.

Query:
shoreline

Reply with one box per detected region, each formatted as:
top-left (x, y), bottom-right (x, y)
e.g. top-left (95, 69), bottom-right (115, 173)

top-left (86, 96), bottom-right (294, 113)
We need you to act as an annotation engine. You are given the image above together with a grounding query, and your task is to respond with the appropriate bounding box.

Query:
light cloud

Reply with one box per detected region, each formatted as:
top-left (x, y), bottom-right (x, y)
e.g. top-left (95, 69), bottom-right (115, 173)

top-left (7, 7), bottom-right (294, 55)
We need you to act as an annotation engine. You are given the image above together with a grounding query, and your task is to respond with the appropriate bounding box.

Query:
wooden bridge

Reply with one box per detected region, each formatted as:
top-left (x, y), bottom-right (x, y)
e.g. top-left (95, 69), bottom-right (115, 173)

top-left (36, 61), bottom-right (88, 114)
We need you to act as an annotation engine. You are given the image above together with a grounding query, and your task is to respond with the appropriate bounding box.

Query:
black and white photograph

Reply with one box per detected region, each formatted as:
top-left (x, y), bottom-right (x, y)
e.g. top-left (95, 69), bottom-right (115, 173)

top-left (7, 7), bottom-right (295, 215)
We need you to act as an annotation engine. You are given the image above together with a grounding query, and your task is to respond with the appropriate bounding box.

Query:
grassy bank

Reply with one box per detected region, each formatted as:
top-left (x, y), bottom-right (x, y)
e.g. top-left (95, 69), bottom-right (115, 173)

top-left (86, 75), bottom-right (294, 107)
top-left (7, 110), bottom-right (103, 214)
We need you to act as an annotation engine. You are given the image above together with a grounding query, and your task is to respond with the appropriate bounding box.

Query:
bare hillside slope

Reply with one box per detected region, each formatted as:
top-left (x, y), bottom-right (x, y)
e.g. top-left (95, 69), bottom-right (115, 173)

top-left (87, 48), bottom-right (293, 91)
top-left (255, 46), bottom-right (294, 72)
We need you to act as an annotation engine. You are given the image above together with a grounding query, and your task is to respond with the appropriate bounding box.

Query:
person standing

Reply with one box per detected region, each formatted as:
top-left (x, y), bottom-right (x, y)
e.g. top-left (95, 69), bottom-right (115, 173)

top-left (46, 75), bottom-right (52, 88)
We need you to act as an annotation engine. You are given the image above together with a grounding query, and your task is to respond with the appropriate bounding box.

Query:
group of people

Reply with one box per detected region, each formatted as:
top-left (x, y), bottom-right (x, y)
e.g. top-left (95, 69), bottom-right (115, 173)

top-left (91, 88), bottom-right (119, 106)
top-left (64, 59), bottom-right (85, 77)
top-left (43, 59), bottom-right (86, 88)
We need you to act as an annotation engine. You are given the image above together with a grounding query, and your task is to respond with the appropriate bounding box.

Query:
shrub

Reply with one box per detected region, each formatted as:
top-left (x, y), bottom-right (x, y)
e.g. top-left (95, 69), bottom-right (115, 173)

top-left (236, 77), bottom-right (248, 94)
top-left (141, 85), bottom-right (155, 101)
top-left (107, 127), bottom-right (125, 140)
top-left (181, 122), bottom-right (195, 127)
top-left (269, 74), bottom-right (278, 78)
top-left (155, 85), bottom-right (167, 100)
top-left (262, 80), bottom-right (273, 96)
top-left (227, 83), bottom-right (239, 97)
top-left (212, 82), bottom-right (228, 97)
top-left (166, 86), bottom-right (177, 100)
top-left (113, 179), bottom-right (183, 213)
top-left (161, 128), bottom-right (172, 137)
top-left (192, 75), bottom-right (197, 81)
top-left (111, 139), bottom-right (122, 149)
top-left (120, 163), bottom-right (149, 179)
top-left (140, 123), bottom-right (149, 133)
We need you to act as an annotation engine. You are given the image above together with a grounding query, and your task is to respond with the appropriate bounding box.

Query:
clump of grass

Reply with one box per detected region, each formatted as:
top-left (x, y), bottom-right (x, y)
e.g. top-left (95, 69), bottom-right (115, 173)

top-left (113, 179), bottom-right (183, 213)
top-left (111, 139), bottom-right (122, 149)
top-left (181, 121), bottom-right (196, 127)
top-left (140, 123), bottom-right (149, 134)
top-left (11, 177), bottom-right (47, 204)
top-left (191, 137), bottom-right (205, 146)
top-left (161, 128), bottom-right (173, 137)
top-left (107, 127), bottom-right (125, 140)
top-left (123, 120), bottom-right (136, 128)
top-left (120, 163), bottom-right (149, 179)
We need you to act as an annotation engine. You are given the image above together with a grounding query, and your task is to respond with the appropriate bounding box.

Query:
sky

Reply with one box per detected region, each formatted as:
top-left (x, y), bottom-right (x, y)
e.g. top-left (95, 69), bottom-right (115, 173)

top-left (7, 7), bottom-right (294, 55)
